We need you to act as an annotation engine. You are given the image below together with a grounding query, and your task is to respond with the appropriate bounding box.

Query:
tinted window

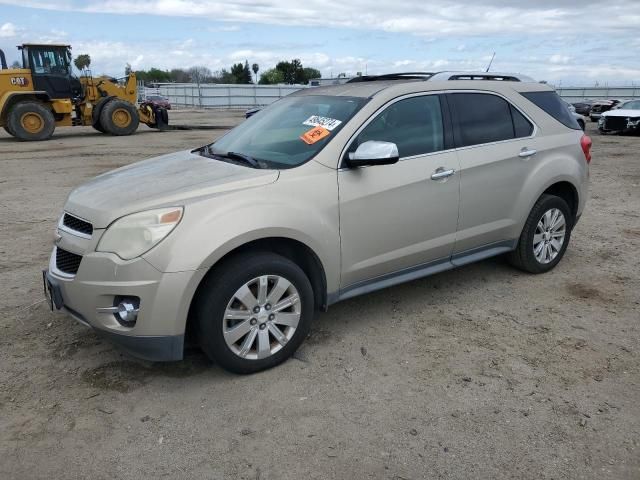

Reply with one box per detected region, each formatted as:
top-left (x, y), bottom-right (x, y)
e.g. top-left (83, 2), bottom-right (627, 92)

top-left (449, 93), bottom-right (516, 147)
top-left (511, 105), bottom-right (534, 137)
top-left (521, 91), bottom-right (581, 130)
top-left (351, 95), bottom-right (444, 158)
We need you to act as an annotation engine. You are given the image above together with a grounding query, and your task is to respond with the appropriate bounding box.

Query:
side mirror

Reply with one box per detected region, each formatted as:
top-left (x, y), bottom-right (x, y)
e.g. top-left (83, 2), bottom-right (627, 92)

top-left (347, 141), bottom-right (400, 168)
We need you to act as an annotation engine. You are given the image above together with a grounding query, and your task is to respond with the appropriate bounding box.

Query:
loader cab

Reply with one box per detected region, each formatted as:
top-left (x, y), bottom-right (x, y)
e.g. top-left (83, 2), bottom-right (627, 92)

top-left (19, 44), bottom-right (76, 99)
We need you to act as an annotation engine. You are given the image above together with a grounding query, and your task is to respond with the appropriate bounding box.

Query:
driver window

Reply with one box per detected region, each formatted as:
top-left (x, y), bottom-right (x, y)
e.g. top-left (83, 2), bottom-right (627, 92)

top-left (350, 95), bottom-right (445, 158)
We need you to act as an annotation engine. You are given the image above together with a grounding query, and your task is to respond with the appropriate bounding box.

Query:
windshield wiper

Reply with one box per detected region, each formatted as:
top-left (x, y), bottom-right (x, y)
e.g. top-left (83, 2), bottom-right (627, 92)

top-left (225, 151), bottom-right (260, 168)
top-left (199, 146), bottom-right (261, 169)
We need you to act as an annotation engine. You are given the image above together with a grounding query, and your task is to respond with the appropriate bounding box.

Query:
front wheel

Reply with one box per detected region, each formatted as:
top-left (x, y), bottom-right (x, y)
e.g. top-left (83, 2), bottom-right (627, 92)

top-left (195, 252), bottom-right (315, 374)
top-left (100, 99), bottom-right (139, 136)
top-left (508, 194), bottom-right (573, 274)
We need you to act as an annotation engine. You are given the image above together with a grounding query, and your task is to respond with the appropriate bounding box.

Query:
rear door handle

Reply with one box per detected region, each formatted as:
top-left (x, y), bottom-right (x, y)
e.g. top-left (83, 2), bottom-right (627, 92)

top-left (431, 168), bottom-right (455, 180)
top-left (518, 148), bottom-right (537, 158)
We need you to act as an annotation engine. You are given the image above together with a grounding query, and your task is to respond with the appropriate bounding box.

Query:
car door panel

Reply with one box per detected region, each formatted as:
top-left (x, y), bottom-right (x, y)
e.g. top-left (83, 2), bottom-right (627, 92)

top-left (447, 92), bottom-right (537, 254)
top-left (338, 93), bottom-right (460, 288)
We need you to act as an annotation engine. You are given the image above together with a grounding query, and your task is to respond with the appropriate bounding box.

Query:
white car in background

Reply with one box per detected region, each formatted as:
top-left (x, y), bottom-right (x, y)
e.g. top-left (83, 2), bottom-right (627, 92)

top-left (598, 99), bottom-right (640, 135)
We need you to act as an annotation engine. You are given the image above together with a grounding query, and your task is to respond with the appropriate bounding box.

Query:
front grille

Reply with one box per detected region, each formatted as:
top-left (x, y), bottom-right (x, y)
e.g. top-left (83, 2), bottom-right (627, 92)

top-left (603, 116), bottom-right (628, 131)
top-left (62, 213), bottom-right (93, 236)
top-left (56, 247), bottom-right (82, 275)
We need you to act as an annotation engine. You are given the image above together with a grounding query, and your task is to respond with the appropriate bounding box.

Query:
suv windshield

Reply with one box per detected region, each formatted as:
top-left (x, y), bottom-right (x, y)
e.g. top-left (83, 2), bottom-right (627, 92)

top-left (207, 95), bottom-right (367, 169)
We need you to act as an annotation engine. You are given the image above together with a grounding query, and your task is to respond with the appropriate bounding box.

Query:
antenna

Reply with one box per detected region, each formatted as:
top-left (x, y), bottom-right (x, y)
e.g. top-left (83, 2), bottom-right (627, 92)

top-left (485, 52), bottom-right (496, 72)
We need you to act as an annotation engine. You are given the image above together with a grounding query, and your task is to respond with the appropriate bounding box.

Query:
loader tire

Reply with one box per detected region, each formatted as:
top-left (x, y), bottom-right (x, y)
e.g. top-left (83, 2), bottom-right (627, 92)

top-left (100, 99), bottom-right (139, 136)
top-left (3, 125), bottom-right (15, 137)
top-left (92, 98), bottom-right (109, 133)
top-left (7, 101), bottom-right (55, 141)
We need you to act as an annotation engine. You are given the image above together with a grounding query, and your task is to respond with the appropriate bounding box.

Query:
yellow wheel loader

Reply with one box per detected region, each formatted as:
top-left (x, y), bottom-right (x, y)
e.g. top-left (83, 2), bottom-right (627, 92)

top-left (0, 44), bottom-right (167, 141)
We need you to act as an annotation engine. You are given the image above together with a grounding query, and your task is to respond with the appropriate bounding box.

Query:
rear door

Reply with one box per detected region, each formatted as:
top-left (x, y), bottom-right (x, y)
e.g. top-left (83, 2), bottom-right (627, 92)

top-left (447, 91), bottom-right (536, 255)
top-left (338, 93), bottom-right (460, 289)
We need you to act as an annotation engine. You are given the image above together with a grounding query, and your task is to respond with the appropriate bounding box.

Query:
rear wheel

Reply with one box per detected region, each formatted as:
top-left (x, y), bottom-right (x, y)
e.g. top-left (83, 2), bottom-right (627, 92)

top-left (100, 99), bottom-right (139, 136)
top-left (508, 194), bottom-right (573, 274)
top-left (195, 252), bottom-right (314, 374)
top-left (7, 101), bottom-right (55, 141)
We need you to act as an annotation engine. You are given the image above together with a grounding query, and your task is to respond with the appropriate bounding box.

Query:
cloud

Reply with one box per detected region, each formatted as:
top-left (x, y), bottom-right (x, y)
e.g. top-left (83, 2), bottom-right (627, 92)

top-left (2, 0), bottom-right (639, 37)
top-left (549, 54), bottom-right (571, 65)
top-left (0, 22), bottom-right (20, 38)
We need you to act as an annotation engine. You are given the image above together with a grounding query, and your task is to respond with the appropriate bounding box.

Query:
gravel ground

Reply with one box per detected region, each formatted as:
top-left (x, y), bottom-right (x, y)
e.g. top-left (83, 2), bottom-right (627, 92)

top-left (0, 112), bottom-right (638, 480)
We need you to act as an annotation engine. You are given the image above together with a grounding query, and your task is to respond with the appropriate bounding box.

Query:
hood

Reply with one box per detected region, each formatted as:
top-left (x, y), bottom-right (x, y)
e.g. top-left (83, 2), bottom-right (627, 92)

top-left (602, 109), bottom-right (640, 118)
top-left (65, 149), bottom-right (279, 228)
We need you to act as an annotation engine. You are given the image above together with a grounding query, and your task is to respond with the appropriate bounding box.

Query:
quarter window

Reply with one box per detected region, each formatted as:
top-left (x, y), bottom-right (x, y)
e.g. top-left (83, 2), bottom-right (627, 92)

top-left (350, 95), bottom-right (445, 158)
top-left (449, 93), bottom-right (532, 147)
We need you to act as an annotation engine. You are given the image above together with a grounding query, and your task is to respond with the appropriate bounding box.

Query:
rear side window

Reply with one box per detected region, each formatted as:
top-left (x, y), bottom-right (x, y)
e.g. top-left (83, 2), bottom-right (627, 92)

top-left (521, 91), bottom-right (581, 130)
top-left (448, 93), bottom-right (533, 147)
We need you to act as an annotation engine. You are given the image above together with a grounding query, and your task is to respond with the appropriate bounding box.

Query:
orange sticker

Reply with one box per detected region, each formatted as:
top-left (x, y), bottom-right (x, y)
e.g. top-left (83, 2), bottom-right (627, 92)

top-left (300, 126), bottom-right (330, 145)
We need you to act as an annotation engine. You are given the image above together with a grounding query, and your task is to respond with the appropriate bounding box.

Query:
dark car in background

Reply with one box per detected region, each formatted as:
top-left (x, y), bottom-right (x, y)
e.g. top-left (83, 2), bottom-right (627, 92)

top-left (589, 99), bottom-right (621, 121)
top-left (145, 95), bottom-right (172, 110)
top-left (571, 100), bottom-right (595, 116)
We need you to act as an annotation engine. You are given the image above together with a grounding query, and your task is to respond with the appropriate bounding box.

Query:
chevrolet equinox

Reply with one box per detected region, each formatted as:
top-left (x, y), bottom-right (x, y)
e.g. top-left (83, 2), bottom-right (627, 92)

top-left (44, 72), bottom-right (592, 373)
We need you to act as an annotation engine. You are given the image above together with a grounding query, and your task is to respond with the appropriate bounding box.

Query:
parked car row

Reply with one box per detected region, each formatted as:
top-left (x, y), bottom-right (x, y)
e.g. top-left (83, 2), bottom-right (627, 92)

top-left (597, 99), bottom-right (640, 135)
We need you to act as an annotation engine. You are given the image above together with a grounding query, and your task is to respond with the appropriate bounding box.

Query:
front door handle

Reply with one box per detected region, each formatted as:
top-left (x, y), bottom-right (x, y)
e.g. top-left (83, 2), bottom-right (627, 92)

top-left (431, 168), bottom-right (455, 180)
top-left (518, 147), bottom-right (537, 158)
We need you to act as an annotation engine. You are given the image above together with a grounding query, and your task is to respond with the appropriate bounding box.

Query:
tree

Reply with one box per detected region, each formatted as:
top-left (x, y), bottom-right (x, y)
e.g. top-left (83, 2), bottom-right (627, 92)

top-left (125, 63), bottom-right (132, 76)
top-left (169, 68), bottom-right (190, 83)
top-left (74, 54), bottom-right (91, 71)
top-left (242, 60), bottom-right (253, 84)
top-left (188, 65), bottom-right (212, 84)
top-left (252, 63), bottom-right (259, 83)
top-left (10, 60), bottom-right (21, 69)
top-left (258, 68), bottom-right (285, 85)
top-left (302, 67), bottom-right (321, 84)
top-left (275, 59), bottom-right (304, 84)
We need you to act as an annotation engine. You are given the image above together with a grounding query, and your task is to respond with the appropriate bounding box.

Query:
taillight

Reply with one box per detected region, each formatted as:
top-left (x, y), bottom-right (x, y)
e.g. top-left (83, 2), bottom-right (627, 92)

top-left (580, 135), bottom-right (592, 163)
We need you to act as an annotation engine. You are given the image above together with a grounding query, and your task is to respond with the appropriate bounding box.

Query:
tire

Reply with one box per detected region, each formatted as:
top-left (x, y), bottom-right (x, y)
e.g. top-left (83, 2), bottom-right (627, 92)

top-left (92, 98), bottom-right (110, 133)
top-left (100, 99), bottom-right (139, 136)
top-left (3, 125), bottom-right (15, 136)
top-left (508, 194), bottom-right (573, 274)
top-left (7, 101), bottom-right (55, 141)
top-left (195, 252), bottom-right (315, 374)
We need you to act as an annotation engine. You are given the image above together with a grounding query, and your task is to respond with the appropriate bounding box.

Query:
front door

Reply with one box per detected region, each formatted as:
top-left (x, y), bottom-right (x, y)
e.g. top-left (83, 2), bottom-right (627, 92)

top-left (338, 94), bottom-right (460, 289)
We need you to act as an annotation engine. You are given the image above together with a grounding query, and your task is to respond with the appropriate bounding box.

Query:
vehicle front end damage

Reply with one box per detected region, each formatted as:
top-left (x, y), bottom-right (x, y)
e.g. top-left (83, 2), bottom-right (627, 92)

top-left (598, 111), bottom-right (640, 134)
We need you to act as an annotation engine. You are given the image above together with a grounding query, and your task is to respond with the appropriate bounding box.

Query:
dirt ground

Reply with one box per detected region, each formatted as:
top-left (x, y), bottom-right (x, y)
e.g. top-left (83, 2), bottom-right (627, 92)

top-left (0, 111), bottom-right (638, 480)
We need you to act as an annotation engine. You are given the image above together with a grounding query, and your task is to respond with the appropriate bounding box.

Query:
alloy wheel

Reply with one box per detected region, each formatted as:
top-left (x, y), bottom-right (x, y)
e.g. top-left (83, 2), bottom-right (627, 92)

top-left (533, 208), bottom-right (566, 264)
top-left (223, 275), bottom-right (301, 360)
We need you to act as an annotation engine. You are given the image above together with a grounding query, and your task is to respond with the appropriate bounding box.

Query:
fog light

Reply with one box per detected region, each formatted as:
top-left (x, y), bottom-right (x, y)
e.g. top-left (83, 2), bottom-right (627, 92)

top-left (116, 301), bottom-right (138, 323)
top-left (97, 296), bottom-right (140, 326)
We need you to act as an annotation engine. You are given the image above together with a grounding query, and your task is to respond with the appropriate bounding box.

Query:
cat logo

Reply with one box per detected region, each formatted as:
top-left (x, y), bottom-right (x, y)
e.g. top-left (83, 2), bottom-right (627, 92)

top-left (10, 77), bottom-right (29, 87)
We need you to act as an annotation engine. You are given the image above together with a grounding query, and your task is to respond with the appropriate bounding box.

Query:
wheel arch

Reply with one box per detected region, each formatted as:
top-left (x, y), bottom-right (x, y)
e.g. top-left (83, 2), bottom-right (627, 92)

top-left (184, 236), bottom-right (329, 342)
top-left (541, 180), bottom-right (580, 221)
top-left (0, 91), bottom-right (51, 124)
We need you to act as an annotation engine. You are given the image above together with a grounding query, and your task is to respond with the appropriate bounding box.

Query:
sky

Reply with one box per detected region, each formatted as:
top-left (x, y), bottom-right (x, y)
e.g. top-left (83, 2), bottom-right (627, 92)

top-left (1, 0), bottom-right (639, 85)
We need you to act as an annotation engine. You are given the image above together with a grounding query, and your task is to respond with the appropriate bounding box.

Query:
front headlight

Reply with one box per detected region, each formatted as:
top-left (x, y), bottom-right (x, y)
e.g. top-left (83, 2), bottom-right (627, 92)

top-left (97, 207), bottom-right (183, 260)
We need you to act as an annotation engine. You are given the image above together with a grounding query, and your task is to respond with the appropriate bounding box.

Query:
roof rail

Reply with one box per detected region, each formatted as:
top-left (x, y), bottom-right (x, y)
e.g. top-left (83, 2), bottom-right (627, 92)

top-left (428, 71), bottom-right (535, 82)
top-left (346, 72), bottom-right (434, 83)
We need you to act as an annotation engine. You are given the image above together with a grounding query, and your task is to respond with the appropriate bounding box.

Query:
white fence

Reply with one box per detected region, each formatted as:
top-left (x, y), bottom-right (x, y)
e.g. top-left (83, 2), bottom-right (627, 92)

top-left (152, 83), bottom-right (307, 109)
top-left (556, 86), bottom-right (640, 102)
top-left (147, 83), bottom-right (640, 109)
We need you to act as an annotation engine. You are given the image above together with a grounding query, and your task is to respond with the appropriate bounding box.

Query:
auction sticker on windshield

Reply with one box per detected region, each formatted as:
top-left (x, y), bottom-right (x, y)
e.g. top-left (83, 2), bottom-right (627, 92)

top-left (300, 126), bottom-right (331, 144)
top-left (302, 115), bottom-right (342, 131)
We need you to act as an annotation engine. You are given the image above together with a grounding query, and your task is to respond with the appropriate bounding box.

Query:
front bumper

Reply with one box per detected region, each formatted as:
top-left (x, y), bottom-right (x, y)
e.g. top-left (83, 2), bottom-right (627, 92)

top-left (45, 248), bottom-right (205, 362)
